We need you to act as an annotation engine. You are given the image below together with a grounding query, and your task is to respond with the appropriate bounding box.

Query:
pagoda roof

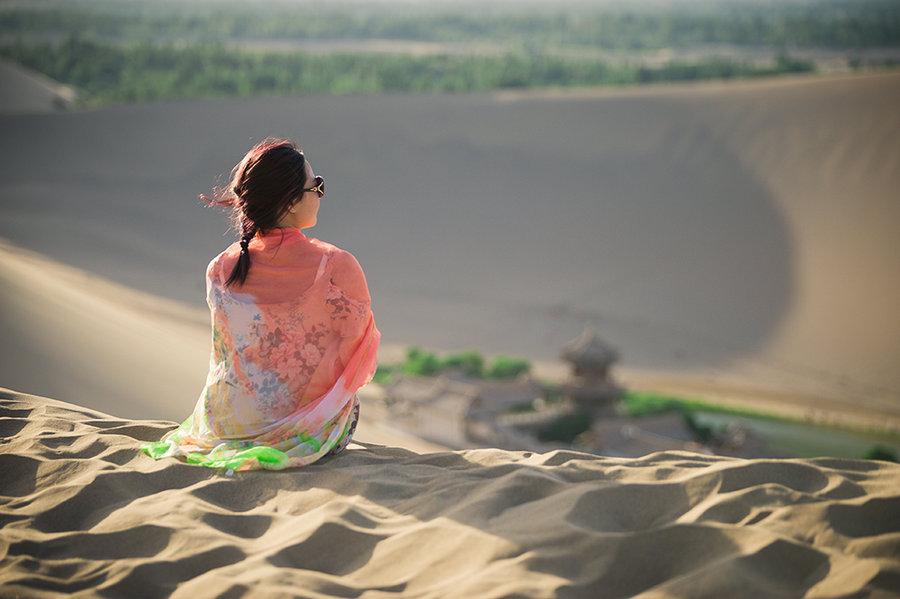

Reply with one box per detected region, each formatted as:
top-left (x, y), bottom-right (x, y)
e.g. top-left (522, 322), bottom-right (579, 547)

top-left (560, 326), bottom-right (619, 366)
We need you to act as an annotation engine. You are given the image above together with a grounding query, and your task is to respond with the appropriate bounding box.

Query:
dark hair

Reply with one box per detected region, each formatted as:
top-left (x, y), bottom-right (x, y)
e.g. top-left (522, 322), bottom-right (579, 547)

top-left (199, 137), bottom-right (310, 287)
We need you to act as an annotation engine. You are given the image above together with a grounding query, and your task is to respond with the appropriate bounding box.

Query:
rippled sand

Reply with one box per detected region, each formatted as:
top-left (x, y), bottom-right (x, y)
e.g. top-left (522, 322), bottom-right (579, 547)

top-left (2, 388), bottom-right (898, 598)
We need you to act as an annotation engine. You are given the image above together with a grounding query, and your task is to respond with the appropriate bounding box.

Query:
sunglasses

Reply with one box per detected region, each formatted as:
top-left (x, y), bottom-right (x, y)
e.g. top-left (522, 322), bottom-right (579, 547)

top-left (302, 175), bottom-right (326, 199)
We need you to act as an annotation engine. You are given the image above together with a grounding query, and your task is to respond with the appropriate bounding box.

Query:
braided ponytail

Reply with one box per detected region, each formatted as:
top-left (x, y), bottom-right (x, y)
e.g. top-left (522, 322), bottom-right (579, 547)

top-left (205, 137), bottom-right (309, 288)
top-left (224, 217), bottom-right (259, 288)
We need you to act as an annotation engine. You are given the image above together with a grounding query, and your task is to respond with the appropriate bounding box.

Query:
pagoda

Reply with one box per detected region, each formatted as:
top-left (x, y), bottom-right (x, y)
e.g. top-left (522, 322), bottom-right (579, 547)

top-left (559, 326), bottom-right (625, 417)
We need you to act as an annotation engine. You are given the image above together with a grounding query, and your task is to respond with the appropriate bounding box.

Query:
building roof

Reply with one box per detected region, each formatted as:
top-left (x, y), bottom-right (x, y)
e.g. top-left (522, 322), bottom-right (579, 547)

top-left (560, 326), bottom-right (619, 367)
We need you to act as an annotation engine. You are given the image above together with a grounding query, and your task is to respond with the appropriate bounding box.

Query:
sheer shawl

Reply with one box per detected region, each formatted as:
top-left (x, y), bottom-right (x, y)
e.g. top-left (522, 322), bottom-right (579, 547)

top-left (140, 227), bottom-right (380, 472)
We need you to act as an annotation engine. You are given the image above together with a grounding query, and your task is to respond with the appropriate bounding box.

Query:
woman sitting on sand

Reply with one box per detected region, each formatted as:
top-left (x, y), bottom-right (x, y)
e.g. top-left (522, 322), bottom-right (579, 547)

top-left (140, 137), bottom-right (380, 473)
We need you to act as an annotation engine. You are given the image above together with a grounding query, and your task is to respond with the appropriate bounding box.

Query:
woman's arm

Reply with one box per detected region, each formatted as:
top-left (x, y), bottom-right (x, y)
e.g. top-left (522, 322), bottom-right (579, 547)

top-left (327, 249), bottom-right (377, 387)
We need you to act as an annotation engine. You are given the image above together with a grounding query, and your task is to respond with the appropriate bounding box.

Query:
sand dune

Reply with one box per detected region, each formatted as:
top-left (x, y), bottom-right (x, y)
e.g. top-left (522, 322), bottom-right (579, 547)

top-left (0, 236), bottom-right (446, 455)
top-left (3, 231), bottom-right (894, 448)
top-left (1, 388), bottom-right (898, 597)
top-left (0, 235), bottom-right (210, 421)
top-left (0, 70), bottom-right (897, 420)
top-left (0, 59), bottom-right (76, 114)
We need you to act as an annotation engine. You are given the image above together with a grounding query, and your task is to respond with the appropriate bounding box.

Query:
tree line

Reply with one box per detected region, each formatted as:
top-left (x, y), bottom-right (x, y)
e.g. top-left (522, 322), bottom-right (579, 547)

top-left (0, 36), bottom-right (816, 109)
top-left (1, 0), bottom-right (899, 49)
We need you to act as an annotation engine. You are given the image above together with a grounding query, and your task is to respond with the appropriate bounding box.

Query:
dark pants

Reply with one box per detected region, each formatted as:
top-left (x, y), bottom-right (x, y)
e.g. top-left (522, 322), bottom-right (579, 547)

top-left (327, 395), bottom-right (360, 456)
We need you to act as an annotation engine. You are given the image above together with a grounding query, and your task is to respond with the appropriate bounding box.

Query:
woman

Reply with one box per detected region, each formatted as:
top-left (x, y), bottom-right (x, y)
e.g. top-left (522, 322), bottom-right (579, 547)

top-left (140, 137), bottom-right (380, 473)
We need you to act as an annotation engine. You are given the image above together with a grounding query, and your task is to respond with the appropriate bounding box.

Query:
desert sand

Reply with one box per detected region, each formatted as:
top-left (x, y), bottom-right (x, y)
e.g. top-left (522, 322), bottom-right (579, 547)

top-left (3, 234), bottom-right (896, 448)
top-left (2, 64), bottom-right (899, 596)
top-left (1, 69), bottom-right (898, 426)
top-left (0, 59), bottom-right (76, 115)
top-left (2, 388), bottom-right (899, 597)
top-left (0, 237), bottom-right (447, 456)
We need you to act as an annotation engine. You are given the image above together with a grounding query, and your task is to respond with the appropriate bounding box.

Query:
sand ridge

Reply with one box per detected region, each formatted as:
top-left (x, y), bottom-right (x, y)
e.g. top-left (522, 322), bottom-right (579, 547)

top-left (0, 59), bottom-right (77, 115)
top-left (3, 234), bottom-right (897, 456)
top-left (1, 388), bottom-right (899, 597)
top-left (489, 70), bottom-right (897, 103)
top-left (0, 236), bottom-right (448, 457)
top-left (1, 70), bottom-right (898, 418)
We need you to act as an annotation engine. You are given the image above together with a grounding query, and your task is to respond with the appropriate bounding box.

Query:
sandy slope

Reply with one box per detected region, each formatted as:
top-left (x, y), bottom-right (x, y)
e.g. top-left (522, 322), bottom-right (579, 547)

top-left (0, 236), bottom-right (446, 455)
top-left (0, 70), bottom-right (897, 419)
top-left (1, 388), bottom-right (899, 598)
top-left (0, 236), bottom-right (210, 420)
top-left (4, 231), bottom-right (895, 452)
top-left (0, 59), bottom-right (76, 114)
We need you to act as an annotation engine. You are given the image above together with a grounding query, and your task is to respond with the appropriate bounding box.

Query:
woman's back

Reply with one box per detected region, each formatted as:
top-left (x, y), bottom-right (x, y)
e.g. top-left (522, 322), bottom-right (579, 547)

top-left (141, 227), bottom-right (379, 472)
top-left (205, 227), bottom-right (372, 436)
top-left (140, 136), bottom-right (379, 472)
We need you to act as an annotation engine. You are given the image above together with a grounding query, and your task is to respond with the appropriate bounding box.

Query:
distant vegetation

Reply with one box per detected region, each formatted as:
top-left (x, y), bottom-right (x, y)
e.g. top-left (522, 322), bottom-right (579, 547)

top-left (0, 36), bottom-right (817, 109)
top-left (372, 347), bottom-right (531, 385)
top-left (623, 390), bottom-right (900, 460)
top-left (863, 445), bottom-right (898, 462)
top-left (536, 412), bottom-right (594, 444)
top-left (2, 0), bottom-right (898, 49)
top-left (370, 354), bottom-right (900, 459)
top-left (621, 389), bottom-right (782, 421)
top-left (9, 0), bottom-right (900, 108)
top-left (682, 411), bottom-right (718, 444)
top-left (621, 391), bottom-right (734, 446)
top-left (621, 388), bottom-right (900, 442)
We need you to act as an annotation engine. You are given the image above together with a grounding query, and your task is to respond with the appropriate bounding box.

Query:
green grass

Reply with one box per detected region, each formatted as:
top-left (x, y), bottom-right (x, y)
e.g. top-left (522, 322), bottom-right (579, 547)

top-left (370, 347), bottom-right (532, 386)
top-left (621, 389), bottom-right (784, 421)
top-left (396, 346), bottom-right (531, 381)
top-left (619, 389), bottom-right (900, 443)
